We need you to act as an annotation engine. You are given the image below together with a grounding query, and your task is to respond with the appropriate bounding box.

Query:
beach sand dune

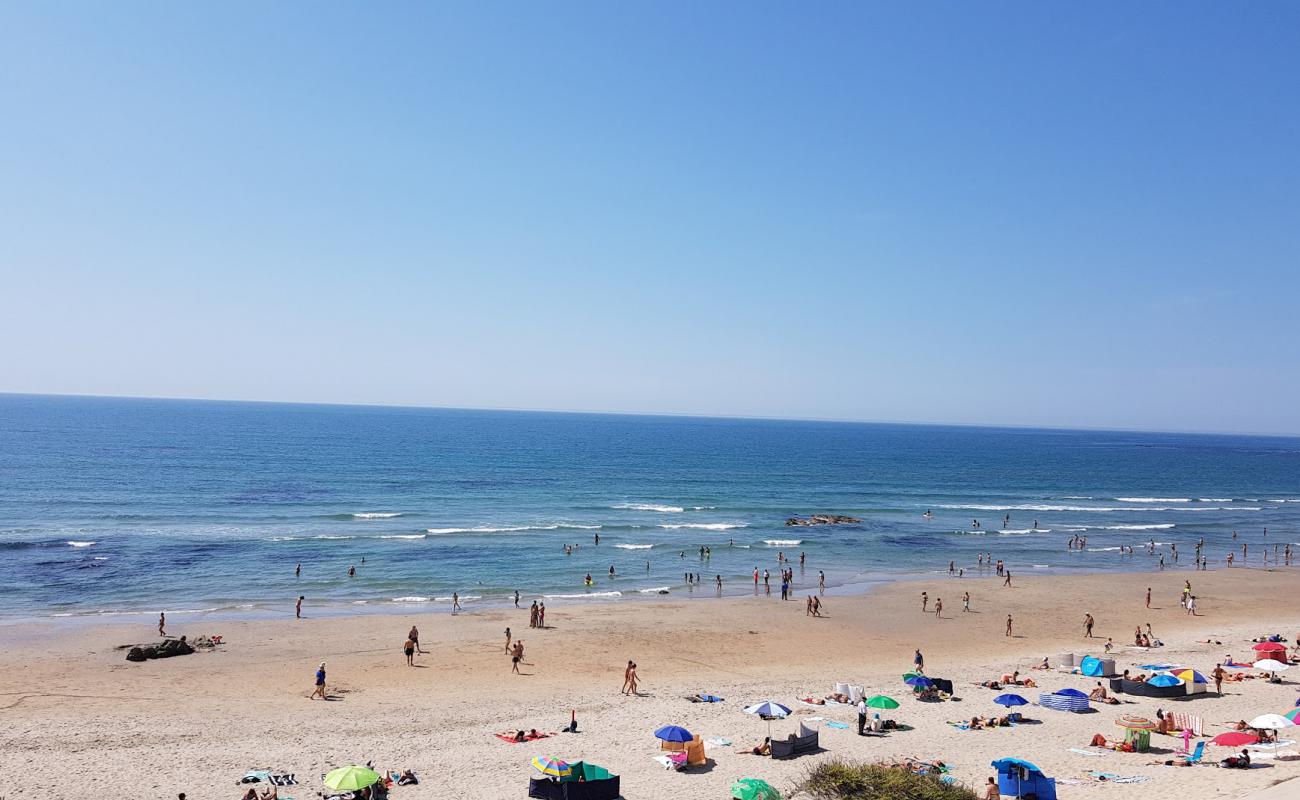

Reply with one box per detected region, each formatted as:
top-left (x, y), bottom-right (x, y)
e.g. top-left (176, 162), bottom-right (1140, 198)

top-left (1, 567), bottom-right (1298, 799)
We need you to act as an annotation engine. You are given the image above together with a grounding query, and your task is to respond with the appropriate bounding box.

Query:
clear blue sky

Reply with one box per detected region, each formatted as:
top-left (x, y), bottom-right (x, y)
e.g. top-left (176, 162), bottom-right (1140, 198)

top-left (2, 3), bottom-right (1297, 434)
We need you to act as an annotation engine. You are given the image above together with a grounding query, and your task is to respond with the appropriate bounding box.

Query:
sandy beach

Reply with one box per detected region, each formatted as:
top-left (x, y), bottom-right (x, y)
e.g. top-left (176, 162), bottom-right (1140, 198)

top-left (3, 566), bottom-right (1299, 799)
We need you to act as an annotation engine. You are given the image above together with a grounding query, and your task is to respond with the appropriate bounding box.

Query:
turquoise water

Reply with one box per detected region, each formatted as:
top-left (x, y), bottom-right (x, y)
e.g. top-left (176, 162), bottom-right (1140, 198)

top-left (0, 394), bottom-right (1296, 620)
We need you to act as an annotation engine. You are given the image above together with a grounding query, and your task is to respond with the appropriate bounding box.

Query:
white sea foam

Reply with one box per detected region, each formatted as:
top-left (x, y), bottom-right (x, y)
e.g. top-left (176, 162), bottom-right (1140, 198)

top-left (691, 506), bottom-right (718, 510)
top-left (1032, 564), bottom-right (1050, 568)
top-left (1117, 497), bottom-right (1190, 503)
top-left (544, 591), bottom-right (622, 599)
top-left (938, 503), bottom-right (1253, 513)
top-left (1088, 547), bottom-right (1123, 552)
top-left (379, 534), bottom-right (427, 540)
top-left (67, 540), bottom-right (97, 547)
top-left (763, 539), bottom-right (802, 546)
top-left (612, 503), bottom-right (684, 513)
top-left (391, 596), bottom-right (431, 602)
top-left (1198, 498), bottom-right (1232, 503)
top-left (1097, 524), bottom-right (1176, 530)
top-left (998, 528), bottom-right (1051, 534)
top-left (658, 523), bottom-right (747, 531)
top-left (639, 586), bottom-right (671, 593)
top-left (93, 556), bottom-right (109, 560)
top-left (615, 544), bottom-right (654, 550)
top-left (426, 525), bottom-right (556, 534)
top-left (434, 595), bottom-right (480, 602)
top-left (1060, 496), bottom-right (1094, 500)
top-left (353, 512), bottom-right (403, 519)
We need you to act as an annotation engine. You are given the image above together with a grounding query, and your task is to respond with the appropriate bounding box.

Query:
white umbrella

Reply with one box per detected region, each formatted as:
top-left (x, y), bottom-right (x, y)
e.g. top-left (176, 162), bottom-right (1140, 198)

top-left (1247, 714), bottom-right (1297, 730)
top-left (744, 700), bottom-right (791, 738)
top-left (1254, 659), bottom-right (1290, 672)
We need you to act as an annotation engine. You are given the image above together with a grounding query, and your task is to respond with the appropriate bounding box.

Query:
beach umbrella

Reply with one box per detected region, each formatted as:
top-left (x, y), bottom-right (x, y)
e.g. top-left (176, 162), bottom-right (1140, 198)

top-left (323, 765), bottom-right (381, 792)
top-left (744, 701), bottom-right (792, 737)
top-left (905, 675), bottom-right (934, 688)
top-left (1281, 708), bottom-right (1300, 723)
top-left (1173, 669), bottom-right (1207, 684)
top-left (1248, 714), bottom-right (1297, 730)
top-left (1252, 642), bottom-right (1286, 652)
top-left (994, 693), bottom-right (1029, 708)
top-left (902, 671), bottom-right (922, 680)
top-left (743, 701), bottom-right (792, 718)
top-left (1146, 673), bottom-right (1183, 687)
top-left (530, 756), bottom-right (572, 778)
top-left (654, 724), bottom-right (695, 743)
top-left (1115, 715), bottom-right (1157, 731)
top-left (1212, 732), bottom-right (1260, 746)
top-left (732, 777), bottom-right (782, 800)
top-left (865, 695), bottom-right (900, 710)
top-left (1254, 659), bottom-right (1290, 672)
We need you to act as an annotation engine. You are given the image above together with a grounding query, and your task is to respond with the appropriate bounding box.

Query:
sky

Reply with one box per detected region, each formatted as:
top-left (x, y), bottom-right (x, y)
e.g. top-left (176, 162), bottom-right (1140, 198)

top-left (1, 3), bottom-right (1297, 434)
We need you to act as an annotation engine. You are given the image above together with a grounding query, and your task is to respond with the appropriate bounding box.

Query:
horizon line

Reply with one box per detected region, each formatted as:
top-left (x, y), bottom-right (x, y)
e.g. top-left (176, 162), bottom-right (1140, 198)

top-left (2, 390), bottom-right (1297, 439)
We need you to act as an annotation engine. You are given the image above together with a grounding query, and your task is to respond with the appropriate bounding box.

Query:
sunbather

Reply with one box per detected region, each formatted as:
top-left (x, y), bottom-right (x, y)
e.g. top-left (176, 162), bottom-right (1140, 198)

top-left (396, 770), bottom-right (417, 785)
top-left (745, 737), bottom-right (771, 755)
top-left (1147, 759), bottom-right (1195, 767)
top-left (1089, 682), bottom-right (1120, 705)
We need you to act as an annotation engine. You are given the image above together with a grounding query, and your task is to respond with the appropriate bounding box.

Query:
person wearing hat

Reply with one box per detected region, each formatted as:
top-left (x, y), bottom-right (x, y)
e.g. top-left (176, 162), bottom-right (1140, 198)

top-left (310, 662), bottom-right (327, 700)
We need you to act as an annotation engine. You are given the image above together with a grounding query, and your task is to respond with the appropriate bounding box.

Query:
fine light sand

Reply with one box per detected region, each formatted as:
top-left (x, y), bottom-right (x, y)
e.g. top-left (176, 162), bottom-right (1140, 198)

top-left (2, 567), bottom-right (1299, 799)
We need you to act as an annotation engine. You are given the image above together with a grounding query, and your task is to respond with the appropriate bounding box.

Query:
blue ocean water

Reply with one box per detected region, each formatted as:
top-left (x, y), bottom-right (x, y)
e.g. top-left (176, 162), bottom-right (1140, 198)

top-left (0, 394), bottom-right (1297, 621)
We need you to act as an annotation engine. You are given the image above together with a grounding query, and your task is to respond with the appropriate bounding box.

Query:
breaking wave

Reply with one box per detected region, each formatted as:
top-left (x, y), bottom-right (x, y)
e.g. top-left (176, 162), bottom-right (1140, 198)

top-left (612, 503), bottom-right (684, 513)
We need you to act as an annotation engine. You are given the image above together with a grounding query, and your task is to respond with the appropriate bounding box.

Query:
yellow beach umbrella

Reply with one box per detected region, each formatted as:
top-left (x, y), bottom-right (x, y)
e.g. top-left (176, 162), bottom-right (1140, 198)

top-left (323, 765), bottom-right (381, 792)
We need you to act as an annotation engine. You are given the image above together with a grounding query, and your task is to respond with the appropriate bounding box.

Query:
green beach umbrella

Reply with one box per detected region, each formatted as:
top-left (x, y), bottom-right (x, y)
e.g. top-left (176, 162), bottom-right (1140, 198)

top-left (902, 672), bottom-right (921, 681)
top-left (865, 694), bottom-right (900, 710)
top-left (323, 765), bottom-right (381, 792)
top-left (732, 777), bottom-right (782, 800)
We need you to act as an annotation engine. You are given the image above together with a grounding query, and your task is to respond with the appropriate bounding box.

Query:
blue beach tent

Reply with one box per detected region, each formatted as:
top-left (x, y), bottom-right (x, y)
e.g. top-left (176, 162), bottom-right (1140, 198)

top-left (992, 758), bottom-right (1057, 800)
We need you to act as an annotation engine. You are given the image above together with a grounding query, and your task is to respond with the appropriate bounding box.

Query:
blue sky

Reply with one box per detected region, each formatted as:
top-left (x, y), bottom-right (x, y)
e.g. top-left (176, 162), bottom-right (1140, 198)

top-left (1, 3), bottom-right (1297, 434)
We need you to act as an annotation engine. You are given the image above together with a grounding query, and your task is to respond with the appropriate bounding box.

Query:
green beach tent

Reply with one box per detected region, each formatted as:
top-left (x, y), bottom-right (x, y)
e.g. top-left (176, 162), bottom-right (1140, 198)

top-left (732, 777), bottom-right (782, 800)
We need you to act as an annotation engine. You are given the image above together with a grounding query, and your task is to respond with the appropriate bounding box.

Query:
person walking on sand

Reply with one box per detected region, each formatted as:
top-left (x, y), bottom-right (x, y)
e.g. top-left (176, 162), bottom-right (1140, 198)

top-left (1005, 615), bottom-right (1013, 636)
top-left (813, 595), bottom-right (822, 616)
top-left (158, 612), bottom-right (166, 637)
top-left (934, 598), bottom-right (943, 618)
top-left (409, 625), bottom-right (424, 654)
top-left (806, 595), bottom-right (813, 616)
top-left (514, 590), bottom-right (520, 608)
top-left (511, 643), bottom-right (522, 674)
top-left (538, 602), bottom-right (546, 628)
top-left (627, 662), bottom-right (640, 695)
top-left (504, 627), bottom-right (512, 654)
top-left (622, 659), bottom-right (634, 694)
top-left (1084, 613), bottom-right (1095, 638)
top-left (310, 662), bottom-right (327, 699)
top-left (921, 591), bottom-right (928, 612)
top-left (529, 600), bottom-right (538, 628)
top-left (914, 649), bottom-right (925, 673)
top-left (404, 634), bottom-right (416, 666)
top-left (1002, 571), bottom-right (1012, 587)
top-left (296, 595), bottom-right (304, 619)
top-left (963, 591), bottom-right (971, 612)
top-left (819, 570), bottom-right (825, 592)
top-left (857, 696), bottom-right (868, 735)
top-left (1212, 663), bottom-right (1225, 694)
top-left (1145, 587), bottom-right (1151, 608)
top-left (1187, 595), bottom-right (1197, 616)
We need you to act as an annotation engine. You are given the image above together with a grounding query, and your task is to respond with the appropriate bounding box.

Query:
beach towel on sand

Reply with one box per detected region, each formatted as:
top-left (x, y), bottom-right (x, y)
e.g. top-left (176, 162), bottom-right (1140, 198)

top-left (495, 732), bottom-right (554, 743)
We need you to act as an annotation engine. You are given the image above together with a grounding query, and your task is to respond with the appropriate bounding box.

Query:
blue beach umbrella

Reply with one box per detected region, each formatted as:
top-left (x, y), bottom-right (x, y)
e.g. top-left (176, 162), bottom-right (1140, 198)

top-left (905, 675), bottom-right (934, 688)
top-left (1147, 674), bottom-right (1183, 687)
top-left (654, 725), bottom-right (694, 743)
top-left (994, 693), bottom-right (1029, 708)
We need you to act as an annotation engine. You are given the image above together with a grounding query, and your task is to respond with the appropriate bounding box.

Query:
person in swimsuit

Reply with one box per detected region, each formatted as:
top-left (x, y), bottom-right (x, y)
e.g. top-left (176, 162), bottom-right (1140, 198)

top-left (404, 636), bottom-right (415, 666)
top-left (504, 627), bottom-right (512, 654)
top-left (158, 612), bottom-right (166, 637)
top-left (296, 595), bottom-right (304, 619)
top-left (1005, 615), bottom-right (1013, 636)
top-left (409, 625), bottom-right (423, 654)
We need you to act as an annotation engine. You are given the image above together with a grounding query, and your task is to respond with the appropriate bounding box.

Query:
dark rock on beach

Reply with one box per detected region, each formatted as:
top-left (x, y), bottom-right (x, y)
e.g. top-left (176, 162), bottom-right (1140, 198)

top-left (125, 636), bottom-right (195, 662)
top-left (785, 514), bottom-right (862, 527)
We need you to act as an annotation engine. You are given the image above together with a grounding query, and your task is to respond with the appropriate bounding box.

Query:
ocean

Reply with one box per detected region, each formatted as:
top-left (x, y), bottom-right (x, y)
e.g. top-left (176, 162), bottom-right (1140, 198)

top-left (0, 394), bottom-right (1296, 621)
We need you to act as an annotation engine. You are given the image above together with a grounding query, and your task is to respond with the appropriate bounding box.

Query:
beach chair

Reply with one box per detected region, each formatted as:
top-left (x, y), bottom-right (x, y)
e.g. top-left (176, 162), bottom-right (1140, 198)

top-left (1184, 741), bottom-right (1205, 764)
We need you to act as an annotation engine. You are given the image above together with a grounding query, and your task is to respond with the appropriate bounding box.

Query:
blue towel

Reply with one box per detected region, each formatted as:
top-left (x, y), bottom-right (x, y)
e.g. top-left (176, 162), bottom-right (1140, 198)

top-left (826, 721), bottom-right (850, 729)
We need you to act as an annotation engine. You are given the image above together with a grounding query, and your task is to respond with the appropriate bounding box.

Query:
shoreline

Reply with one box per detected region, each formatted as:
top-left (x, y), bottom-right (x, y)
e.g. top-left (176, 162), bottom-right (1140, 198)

top-left (5, 560), bottom-right (1294, 629)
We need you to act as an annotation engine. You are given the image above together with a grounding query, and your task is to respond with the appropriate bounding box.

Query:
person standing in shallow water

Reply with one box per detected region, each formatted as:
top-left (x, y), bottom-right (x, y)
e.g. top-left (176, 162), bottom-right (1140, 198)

top-left (158, 612), bottom-right (166, 637)
top-left (296, 595), bottom-right (304, 619)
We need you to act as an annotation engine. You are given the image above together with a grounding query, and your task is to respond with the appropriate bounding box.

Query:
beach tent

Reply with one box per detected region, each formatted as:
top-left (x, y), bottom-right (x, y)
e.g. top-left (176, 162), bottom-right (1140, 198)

top-left (991, 758), bottom-right (1056, 800)
top-left (528, 762), bottom-right (620, 800)
top-left (1039, 688), bottom-right (1090, 713)
top-left (1078, 656), bottom-right (1116, 677)
top-left (1252, 642), bottom-right (1287, 664)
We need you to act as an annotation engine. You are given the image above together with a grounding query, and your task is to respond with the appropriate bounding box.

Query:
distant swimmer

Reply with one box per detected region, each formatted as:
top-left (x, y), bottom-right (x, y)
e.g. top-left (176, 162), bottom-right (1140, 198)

top-left (594, 532), bottom-right (600, 544)
top-left (609, 564), bottom-right (616, 577)
top-left (295, 562), bottom-right (301, 578)
top-left (348, 565), bottom-right (356, 577)
top-left (585, 573), bottom-right (593, 586)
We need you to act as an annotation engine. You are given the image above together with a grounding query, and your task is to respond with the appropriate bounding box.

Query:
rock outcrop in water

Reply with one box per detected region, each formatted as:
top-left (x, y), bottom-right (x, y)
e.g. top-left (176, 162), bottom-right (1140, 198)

top-left (125, 636), bottom-right (195, 662)
top-left (785, 514), bottom-right (862, 527)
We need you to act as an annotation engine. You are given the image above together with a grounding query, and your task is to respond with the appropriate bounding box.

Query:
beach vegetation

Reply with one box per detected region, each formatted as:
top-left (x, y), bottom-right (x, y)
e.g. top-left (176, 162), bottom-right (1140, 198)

top-left (792, 760), bottom-right (977, 800)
